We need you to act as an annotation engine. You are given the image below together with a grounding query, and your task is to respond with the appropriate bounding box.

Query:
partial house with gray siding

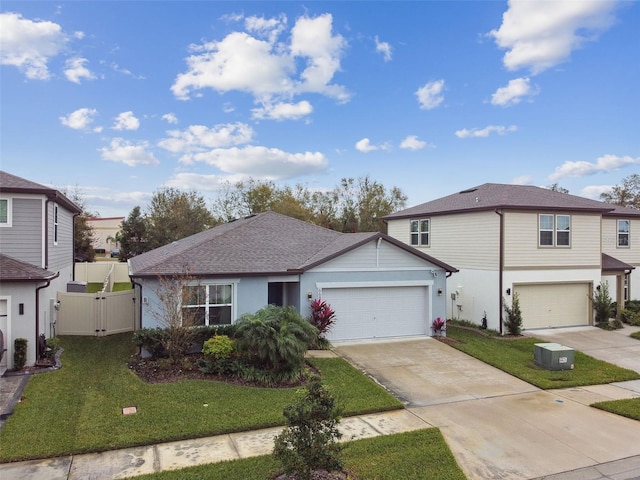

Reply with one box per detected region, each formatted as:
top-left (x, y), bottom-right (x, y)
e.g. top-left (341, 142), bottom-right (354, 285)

top-left (384, 183), bottom-right (639, 332)
top-left (0, 171), bottom-right (81, 371)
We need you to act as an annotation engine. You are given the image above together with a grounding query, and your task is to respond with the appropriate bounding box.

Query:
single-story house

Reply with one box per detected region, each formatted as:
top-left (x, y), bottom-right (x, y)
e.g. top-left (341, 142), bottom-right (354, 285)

top-left (128, 211), bottom-right (457, 342)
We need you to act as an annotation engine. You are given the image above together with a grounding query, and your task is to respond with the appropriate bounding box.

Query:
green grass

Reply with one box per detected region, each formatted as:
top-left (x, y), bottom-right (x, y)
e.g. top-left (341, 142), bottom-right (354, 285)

top-left (631, 331), bottom-right (640, 341)
top-left (127, 429), bottom-right (466, 480)
top-left (592, 398), bottom-right (640, 421)
top-left (446, 325), bottom-right (640, 389)
top-left (87, 282), bottom-right (132, 293)
top-left (0, 334), bottom-right (401, 463)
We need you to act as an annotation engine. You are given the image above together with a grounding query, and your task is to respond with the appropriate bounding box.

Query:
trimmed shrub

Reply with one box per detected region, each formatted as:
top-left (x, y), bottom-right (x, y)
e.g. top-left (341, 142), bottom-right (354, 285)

top-left (132, 328), bottom-right (168, 358)
top-left (273, 377), bottom-right (343, 480)
top-left (202, 335), bottom-right (234, 360)
top-left (44, 336), bottom-right (61, 361)
top-left (13, 338), bottom-right (28, 370)
top-left (503, 293), bottom-right (523, 336)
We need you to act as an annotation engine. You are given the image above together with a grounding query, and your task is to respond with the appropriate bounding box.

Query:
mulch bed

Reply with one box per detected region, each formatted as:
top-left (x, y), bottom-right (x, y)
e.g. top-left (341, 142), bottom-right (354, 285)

top-left (273, 470), bottom-right (357, 480)
top-left (127, 353), bottom-right (316, 388)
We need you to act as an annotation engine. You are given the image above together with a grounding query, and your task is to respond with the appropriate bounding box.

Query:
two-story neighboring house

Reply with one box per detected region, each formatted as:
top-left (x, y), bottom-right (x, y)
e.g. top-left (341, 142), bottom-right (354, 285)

top-left (0, 171), bottom-right (81, 371)
top-left (384, 183), bottom-right (639, 332)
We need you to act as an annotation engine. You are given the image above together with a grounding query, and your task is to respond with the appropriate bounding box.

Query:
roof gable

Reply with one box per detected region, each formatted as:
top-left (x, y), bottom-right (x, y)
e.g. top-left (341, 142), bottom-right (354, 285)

top-left (384, 183), bottom-right (617, 220)
top-left (0, 171), bottom-right (82, 214)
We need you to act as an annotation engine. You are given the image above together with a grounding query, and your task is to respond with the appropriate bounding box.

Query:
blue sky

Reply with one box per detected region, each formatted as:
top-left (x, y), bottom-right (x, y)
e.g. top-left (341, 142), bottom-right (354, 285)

top-left (1, 1), bottom-right (639, 218)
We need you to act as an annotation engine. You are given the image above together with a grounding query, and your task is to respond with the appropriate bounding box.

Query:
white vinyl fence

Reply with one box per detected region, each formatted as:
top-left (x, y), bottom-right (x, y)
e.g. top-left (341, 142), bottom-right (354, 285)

top-left (56, 290), bottom-right (137, 336)
top-left (58, 263), bottom-right (138, 336)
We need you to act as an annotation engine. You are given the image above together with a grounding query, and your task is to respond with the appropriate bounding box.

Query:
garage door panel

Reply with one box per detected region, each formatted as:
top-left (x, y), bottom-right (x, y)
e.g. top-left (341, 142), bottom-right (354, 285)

top-left (515, 283), bottom-right (590, 329)
top-left (322, 286), bottom-right (428, 341)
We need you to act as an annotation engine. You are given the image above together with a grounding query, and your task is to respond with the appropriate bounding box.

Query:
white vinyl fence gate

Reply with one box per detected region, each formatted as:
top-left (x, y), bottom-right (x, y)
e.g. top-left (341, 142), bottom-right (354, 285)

top-left (56, 290), bottom-right (136, 336)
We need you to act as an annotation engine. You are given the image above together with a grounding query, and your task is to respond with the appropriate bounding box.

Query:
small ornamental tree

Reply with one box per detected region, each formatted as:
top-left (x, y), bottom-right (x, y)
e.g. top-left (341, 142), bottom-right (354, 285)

top-left (150, 270), bottom-right (200, 364)
top-left (503, 293), bottom-right (523, 336)
top-left (273, 377), bottom-right (344, 480)
top-left (591, 281), bottom-right (614, 326)
top-left (234, 305), bottom-right (317, 373)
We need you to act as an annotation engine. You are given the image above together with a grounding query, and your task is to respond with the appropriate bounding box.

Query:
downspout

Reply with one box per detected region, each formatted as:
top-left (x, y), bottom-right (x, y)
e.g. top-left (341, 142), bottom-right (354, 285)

top-left (36, 272), bottom-right (60, 359)
top-left (44, 199), bottom-right (50, 269)
top-left (130, 276), bottom-right (143, 331)
top-left (72, 212), bottom-right (80, 281)
top-left (494, 208), bottom-right (504, 335)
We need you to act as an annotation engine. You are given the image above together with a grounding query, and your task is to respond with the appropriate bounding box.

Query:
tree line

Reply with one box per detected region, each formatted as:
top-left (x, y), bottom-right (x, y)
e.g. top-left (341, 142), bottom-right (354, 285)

top-left (117, 175), bottom-right (407, 261)
top-left (74, 173), bottom-right (640, 262)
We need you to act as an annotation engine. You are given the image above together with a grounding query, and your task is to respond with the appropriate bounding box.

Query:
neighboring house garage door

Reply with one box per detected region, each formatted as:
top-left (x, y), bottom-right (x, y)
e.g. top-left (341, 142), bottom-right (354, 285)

top-left (515, 283), bottom-right (591, 329)
top-left (320, 283), bottom-right (429, 342)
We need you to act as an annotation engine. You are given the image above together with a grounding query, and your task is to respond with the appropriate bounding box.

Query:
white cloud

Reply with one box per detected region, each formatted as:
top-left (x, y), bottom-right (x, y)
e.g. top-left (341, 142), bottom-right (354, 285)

top-left (0, 12), bottom-right (68, 80)
top-left (171, 13), bottom-right (348, 106)
top-left (252, 100), bottom-right (313, 120)
top-left (162, 113), bottom-right (178, 124)
top-left (375, 36), bottom-right (392, 62)
top-left (548, 154), bottom-right (640, 181)
top-left (489, 0), bottom-right (619, 74)
top-left (183, 145), bottom-right (328, 180)
top-left (158, 122), bottom-right (254, 156)
top-left (416, 80), bottom-right (445, 110)
top-left (59, 107), bottom-right (99, 131)
top-left (64, 57), bottom-right (95, 83)
top-left (165, 172), bottom-right (249, 192)
top-left (100, 138), bottom-right (159, 166)
top-left (400, 135), bottom-right (428, 151)
top-left (491, 77), bottom-right (538, 106)
top-left (113, 111), bottom-right (140, 131)
top-left (455, 125), bottom-right (518, 138)
top-left (580, 184), bottom-right (614, 200)
top-left (355, 138), bottom-right (378, 153)
top-left (511, 175), bottom-right (533, 185)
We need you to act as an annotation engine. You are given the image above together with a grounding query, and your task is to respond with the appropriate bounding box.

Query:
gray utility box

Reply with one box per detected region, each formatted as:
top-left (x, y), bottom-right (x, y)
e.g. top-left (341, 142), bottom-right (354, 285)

top-left (67, 281), bottom-right (88, 293)
top-left (534, 343), bottom-right (575, 371)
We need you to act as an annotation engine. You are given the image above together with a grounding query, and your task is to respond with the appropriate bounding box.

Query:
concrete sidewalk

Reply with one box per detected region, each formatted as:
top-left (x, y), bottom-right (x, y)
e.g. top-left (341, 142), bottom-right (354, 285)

top-left (0, 409), bottom-right (431, 480)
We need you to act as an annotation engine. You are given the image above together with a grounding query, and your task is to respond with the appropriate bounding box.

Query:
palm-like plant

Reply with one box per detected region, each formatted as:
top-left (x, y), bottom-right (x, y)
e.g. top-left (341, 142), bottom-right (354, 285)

top-left (234, 305), bottom-right (317, 372)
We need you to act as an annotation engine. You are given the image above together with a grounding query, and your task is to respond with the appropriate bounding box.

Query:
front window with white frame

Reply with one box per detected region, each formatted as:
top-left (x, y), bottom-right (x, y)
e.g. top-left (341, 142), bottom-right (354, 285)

top-left (410, 219), bottom-right (430, 246)
top-left (539, 214), bottom-right (570, 247)
top-left (617, 219), bottom-right (630, 247)
top-left (182, 283), bottom-right (233, 326)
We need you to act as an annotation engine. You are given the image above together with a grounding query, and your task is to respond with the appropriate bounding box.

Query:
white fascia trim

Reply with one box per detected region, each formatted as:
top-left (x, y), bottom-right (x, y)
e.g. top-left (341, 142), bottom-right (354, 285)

top-left (316, 280), bottom-right (433, 289)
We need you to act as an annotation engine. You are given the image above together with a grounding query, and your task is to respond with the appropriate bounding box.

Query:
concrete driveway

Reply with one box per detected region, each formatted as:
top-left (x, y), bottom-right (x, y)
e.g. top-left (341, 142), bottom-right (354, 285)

top-left (335, 337), bottom-right (640, 480)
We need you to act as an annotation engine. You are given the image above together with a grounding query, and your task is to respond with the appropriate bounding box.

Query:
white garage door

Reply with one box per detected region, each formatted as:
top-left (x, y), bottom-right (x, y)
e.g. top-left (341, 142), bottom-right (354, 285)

top-left (514, 283), bottom-right (591, 329)
top-left (321, 285), bottom-right (429, 342)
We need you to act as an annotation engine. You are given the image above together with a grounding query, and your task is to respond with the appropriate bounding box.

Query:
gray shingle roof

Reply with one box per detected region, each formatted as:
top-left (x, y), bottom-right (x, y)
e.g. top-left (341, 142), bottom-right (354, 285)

top-left (129, 211), bottom-right (457, 277)
top-left (383, 183), bottom-right (638, 220)
top-left (602, 253), bottom-right (635, 272)
top-left (0, 171), bottom-right (82, 214)
top-left (0, 254), bottom-right (57, 282)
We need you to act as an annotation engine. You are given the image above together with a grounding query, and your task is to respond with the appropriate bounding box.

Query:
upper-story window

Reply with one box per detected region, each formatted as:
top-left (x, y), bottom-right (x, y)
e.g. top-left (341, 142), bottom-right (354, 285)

top-left (53, 203), bottom-right (59, 244)
top-left (539, 214), bottom-right (570, 247)
top-left (617, 219), bottom-right (630, 247)
top-left (0, 198), bottom-right (11, 227)
top-left (410, 219), bottom-right (429, 246)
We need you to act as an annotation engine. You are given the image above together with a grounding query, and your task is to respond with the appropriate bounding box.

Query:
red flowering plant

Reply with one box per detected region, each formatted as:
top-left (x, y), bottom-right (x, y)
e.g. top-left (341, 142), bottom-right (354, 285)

top-left (309, 299), bottom-right (336, 340)
top-left (432, 317), bottom-right (446, 331)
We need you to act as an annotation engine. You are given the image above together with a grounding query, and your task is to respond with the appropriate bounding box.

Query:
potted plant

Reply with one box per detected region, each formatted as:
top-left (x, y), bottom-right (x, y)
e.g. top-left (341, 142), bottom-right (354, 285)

top-left (432, 317), bottom-right (446, 337)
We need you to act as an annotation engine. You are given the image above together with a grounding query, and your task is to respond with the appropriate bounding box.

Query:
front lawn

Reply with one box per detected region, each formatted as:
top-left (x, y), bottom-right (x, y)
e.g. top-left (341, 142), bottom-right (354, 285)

top-left (127, 428), bottom-right (466, 480)
top-left (0, 334), bottom-right (402, 463)
top-left (592, 398), bottom-right (640, 421)
top-left (446, 325), bottom-right (640, 389)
